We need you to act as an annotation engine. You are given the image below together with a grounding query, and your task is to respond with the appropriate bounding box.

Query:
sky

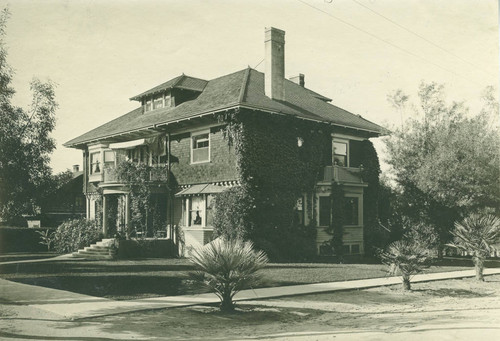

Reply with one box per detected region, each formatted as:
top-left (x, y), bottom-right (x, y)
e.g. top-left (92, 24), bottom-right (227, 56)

top-left (1, 0), bottom-right (498, 174)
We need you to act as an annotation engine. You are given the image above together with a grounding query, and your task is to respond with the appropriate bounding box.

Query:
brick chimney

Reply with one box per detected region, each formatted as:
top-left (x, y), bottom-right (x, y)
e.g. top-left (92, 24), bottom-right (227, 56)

top-left (265, 27), bottom-right (285, 100)
top-left (72, 165), bottom-right (80, 173)
top-left (289, 74), bottom-right (305, 87)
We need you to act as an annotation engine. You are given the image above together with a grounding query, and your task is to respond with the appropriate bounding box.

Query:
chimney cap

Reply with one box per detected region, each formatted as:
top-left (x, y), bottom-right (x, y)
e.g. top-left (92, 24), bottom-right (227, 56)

top-left (265, 27), bottom-right (285, 43)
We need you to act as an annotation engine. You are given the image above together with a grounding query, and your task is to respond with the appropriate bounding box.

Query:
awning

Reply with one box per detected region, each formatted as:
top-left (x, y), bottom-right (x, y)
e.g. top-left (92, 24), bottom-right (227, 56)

top-left (109, 138), bottom-right (146, 149)
top-left (175, 184), bottom-right (227, 197)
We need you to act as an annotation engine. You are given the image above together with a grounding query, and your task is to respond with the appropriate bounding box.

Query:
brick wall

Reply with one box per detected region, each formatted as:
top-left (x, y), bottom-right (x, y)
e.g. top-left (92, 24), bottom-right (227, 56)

top-left (169, 126), bottom-right (238, 185)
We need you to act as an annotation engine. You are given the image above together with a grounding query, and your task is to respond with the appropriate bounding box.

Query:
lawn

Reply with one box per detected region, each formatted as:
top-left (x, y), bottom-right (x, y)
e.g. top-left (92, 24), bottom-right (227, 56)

top-left (0, 255), bottom-right (494, 300)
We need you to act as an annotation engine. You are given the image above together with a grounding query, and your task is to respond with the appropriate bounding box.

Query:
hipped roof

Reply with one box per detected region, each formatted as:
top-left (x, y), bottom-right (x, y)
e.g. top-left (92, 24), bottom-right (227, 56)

top-left (65, 68), bottom-right (386, 148)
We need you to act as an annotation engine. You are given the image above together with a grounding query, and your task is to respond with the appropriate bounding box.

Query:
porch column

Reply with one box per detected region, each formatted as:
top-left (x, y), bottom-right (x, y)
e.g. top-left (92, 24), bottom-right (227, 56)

top-left (102, 195), bottom-right (108, 237)
top-left (125, 194), bottom-right (130, 234)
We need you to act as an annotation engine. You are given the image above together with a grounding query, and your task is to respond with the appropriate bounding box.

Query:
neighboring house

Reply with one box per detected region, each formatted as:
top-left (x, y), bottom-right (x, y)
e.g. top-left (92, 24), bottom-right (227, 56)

top-left (41, 165), bottom-right (86, 227)
top-left (64, 28), bottom-right (385, 255)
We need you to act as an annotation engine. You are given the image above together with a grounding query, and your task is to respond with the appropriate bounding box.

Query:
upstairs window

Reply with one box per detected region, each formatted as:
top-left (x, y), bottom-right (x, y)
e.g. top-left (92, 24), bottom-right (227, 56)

top-left (145, 93), bottom-right (171, 112)
top-left (90, 152), bottom-right (101, 174)
top-left (104, 150), bottom-right (115, 168)
top-left (191, 131), bottom-right (210, 163)
top-left (145, 99), bottom-right (152, 112)
top-left (333, 141), bottom-right (348, 167)
top-left (153, 96), bottom-right (163, 110)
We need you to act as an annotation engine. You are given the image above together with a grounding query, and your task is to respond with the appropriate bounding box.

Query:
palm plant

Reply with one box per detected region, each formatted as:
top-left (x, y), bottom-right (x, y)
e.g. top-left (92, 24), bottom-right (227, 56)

top-left (378, 240), bottom-right (433, 290)
top-left (447, 213), bottom-right (500, 281)
top-left (189, 238), bottom-right (268, 312)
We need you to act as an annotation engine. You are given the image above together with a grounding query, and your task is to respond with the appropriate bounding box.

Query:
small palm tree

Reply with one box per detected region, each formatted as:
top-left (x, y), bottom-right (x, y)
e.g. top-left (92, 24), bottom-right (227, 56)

top-left (189, 238), bottom-right (268, 312)
top-left (447, 213), bottom-right (500, 281)
top-left (379, 240), bottom-right (433, 290)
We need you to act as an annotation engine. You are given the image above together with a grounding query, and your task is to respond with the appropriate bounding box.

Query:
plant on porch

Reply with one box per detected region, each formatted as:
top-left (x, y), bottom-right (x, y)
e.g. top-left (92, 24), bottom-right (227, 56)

top-left (113, 161), bottom-right (169, 238)
top-left (189, 238), bottom-right (268, 312)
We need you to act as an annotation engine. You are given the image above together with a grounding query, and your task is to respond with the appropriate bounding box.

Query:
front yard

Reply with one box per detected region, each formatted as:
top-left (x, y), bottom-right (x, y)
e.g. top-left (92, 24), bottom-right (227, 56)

top-left (0, 255), bottom-right (495, 300)
top-left (2, 274), bottom-right (500, 340)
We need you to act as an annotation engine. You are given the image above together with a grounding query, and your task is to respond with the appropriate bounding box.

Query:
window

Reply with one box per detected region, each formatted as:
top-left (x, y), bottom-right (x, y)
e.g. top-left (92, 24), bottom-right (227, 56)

top-left (189, 196), bottom-right (205, 226)
top-left (333, 141), bottom-right (348, 166)
top-left (191, 132), bottom-right (210, 163)
top-left (319, 196), bottom-right (331, 227)
top-left (153, 95), bottom-right (163, 110)
top-left (90, 152), bottom-right (101, 174)
top-left (104, 150), bottom-right (115, 167)
top-left (164, 93), bottom-right (172, 108)
top-left (344, 197), bottom-right (359, 225)
top-left (295, 197), bottom-right (304, 225)
top-left (145, 99), bottom-right (152, 112)
top-left (351, 244), bottom-right (360, 254)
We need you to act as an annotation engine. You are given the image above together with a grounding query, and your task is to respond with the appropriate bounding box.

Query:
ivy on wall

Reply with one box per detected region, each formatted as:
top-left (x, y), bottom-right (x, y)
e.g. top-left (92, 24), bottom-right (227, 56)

top-left (359, 140), bottom-right (382, 256)
top-left (114, 161), bottom-right (169, 238)
top-left (214, 109), bottom-right (330, 261)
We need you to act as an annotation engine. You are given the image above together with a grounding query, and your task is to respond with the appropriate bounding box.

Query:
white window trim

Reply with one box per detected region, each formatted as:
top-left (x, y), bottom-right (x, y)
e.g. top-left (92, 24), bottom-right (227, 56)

top-left (190, 129), bottom-right (211, 164)
top-left (343, 193), bottom-right (363, 227)
top-left (184, 195), bottom-right (207, 228)
top-left (333, 138), bottom-right (349, 167)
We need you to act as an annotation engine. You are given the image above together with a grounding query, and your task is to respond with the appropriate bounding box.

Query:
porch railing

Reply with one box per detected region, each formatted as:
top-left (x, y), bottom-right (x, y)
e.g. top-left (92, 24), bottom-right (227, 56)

top-left (321, 165), bottom-right (364, 184)
top-left (102, 165), bottom-right (169, 184)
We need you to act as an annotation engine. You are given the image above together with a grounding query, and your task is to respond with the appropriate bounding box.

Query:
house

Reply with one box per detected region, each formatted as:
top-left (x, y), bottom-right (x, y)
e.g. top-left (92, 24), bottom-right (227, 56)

top-left (40, 165), bottom-right (86, 227)
top-left (64, 27), bottom-right (385, 256)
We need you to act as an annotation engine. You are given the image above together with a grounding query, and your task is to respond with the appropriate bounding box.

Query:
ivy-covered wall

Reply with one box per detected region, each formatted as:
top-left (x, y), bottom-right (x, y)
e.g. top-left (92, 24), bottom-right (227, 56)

top-left (169, 126), bottom-right (239, 185)
top-left (214, 109), bottom-right (331, 261)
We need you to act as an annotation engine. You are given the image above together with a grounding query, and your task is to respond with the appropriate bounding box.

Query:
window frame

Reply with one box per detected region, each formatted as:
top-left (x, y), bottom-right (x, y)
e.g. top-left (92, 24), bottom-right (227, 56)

top-left (343, 193), bottom-right (362, 227)
top-left (90, 152), bottom-right (101, 174)
top-left (191, 130), bottom-right (211, 164)
top-left (318, 195), bottom-right (331, 227)
top-left (332, 139), bottom-right (349, 167)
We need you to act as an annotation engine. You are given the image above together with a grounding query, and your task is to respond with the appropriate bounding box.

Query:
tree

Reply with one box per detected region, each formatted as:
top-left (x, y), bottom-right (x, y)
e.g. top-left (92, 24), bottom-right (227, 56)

top-left (384, 82), bottom-right (500, 251)
top-left (0, 8), bottom-right (58, 223)
top-left (189, 238), bottom-right (268, 312)
top-left (447, 213), bottom-right (500, 281)
top-left (378, 239), bottom-right (433, 290)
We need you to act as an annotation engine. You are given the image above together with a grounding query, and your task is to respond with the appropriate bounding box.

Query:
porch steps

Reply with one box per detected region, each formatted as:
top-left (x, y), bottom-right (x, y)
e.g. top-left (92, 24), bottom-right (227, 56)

top-left (72, 238), bottom-right (116, 260)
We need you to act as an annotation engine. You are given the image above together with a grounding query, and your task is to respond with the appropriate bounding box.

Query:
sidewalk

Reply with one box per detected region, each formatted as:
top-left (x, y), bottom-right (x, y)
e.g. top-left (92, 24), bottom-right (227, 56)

top-left (2, 267), bottom-right (500, 320)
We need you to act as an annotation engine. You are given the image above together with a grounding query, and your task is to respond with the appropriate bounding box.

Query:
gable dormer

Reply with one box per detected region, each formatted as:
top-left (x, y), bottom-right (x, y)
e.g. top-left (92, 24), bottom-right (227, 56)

top-left (130, 74), bottom-right (208, 113)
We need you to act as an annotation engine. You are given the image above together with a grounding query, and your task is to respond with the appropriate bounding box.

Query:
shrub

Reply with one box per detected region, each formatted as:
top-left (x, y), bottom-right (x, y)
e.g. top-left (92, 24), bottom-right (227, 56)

top-left (378, 240), bottom-right (433, 290)
top-left (189, 238), bottom-right (268, 312)
top-left (447, 213), bottom-right (500, 281)
top-left (53, 218), bottom-right (103, 253)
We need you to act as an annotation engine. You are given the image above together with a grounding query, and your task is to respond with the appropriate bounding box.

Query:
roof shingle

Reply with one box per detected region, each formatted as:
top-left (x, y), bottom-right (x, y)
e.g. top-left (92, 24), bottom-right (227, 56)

top-left (65, 68), bottom-right (385, 148)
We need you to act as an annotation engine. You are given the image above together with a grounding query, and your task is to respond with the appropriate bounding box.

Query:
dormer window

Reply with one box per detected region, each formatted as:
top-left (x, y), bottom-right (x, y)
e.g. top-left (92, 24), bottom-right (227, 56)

top-left (144, 92), bottom-right (172, 113)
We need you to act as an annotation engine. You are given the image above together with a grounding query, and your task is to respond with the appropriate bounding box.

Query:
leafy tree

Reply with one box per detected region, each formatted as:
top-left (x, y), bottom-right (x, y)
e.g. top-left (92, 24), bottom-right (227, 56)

top-left (384, 82), bottom-right (500, 252)
top-left (447, 213), bottom-right (500, 281)
top-left (189, 238), bottom-right (268, 312)
top-left (378, 239), bottom-right (433, 290)
top-left (0, 8), bottom-right (58, 223)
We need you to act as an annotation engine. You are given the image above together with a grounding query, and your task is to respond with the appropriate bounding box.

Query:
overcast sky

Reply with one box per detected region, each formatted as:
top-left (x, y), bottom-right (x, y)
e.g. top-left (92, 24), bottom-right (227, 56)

top-left (2, 0), bottom-right (498, 173)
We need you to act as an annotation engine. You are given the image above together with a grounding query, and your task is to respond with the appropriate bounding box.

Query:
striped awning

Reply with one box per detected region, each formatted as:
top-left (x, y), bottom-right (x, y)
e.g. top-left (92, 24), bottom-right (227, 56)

top-left (175, 184), bottom-right (227, 197)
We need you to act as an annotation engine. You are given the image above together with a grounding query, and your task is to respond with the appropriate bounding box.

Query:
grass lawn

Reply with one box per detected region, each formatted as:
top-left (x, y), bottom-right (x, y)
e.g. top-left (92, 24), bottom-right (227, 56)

top-left (0, 256), bottom-right (495, 300)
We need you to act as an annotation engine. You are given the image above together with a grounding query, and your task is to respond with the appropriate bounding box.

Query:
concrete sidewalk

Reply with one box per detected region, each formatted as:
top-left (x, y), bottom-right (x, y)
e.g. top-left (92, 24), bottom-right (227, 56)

top-left (2, 267), bottom-right (500, 320)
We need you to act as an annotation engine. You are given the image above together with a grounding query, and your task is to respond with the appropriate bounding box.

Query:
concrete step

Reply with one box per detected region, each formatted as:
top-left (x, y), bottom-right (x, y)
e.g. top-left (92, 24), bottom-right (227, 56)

top-left (72, 238), bottom-right (116, 260)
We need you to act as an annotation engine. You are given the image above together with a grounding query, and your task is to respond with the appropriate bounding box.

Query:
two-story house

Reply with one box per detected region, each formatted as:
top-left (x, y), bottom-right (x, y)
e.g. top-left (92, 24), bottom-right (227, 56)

top-left (64, 27), bottom-right (385, 256)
